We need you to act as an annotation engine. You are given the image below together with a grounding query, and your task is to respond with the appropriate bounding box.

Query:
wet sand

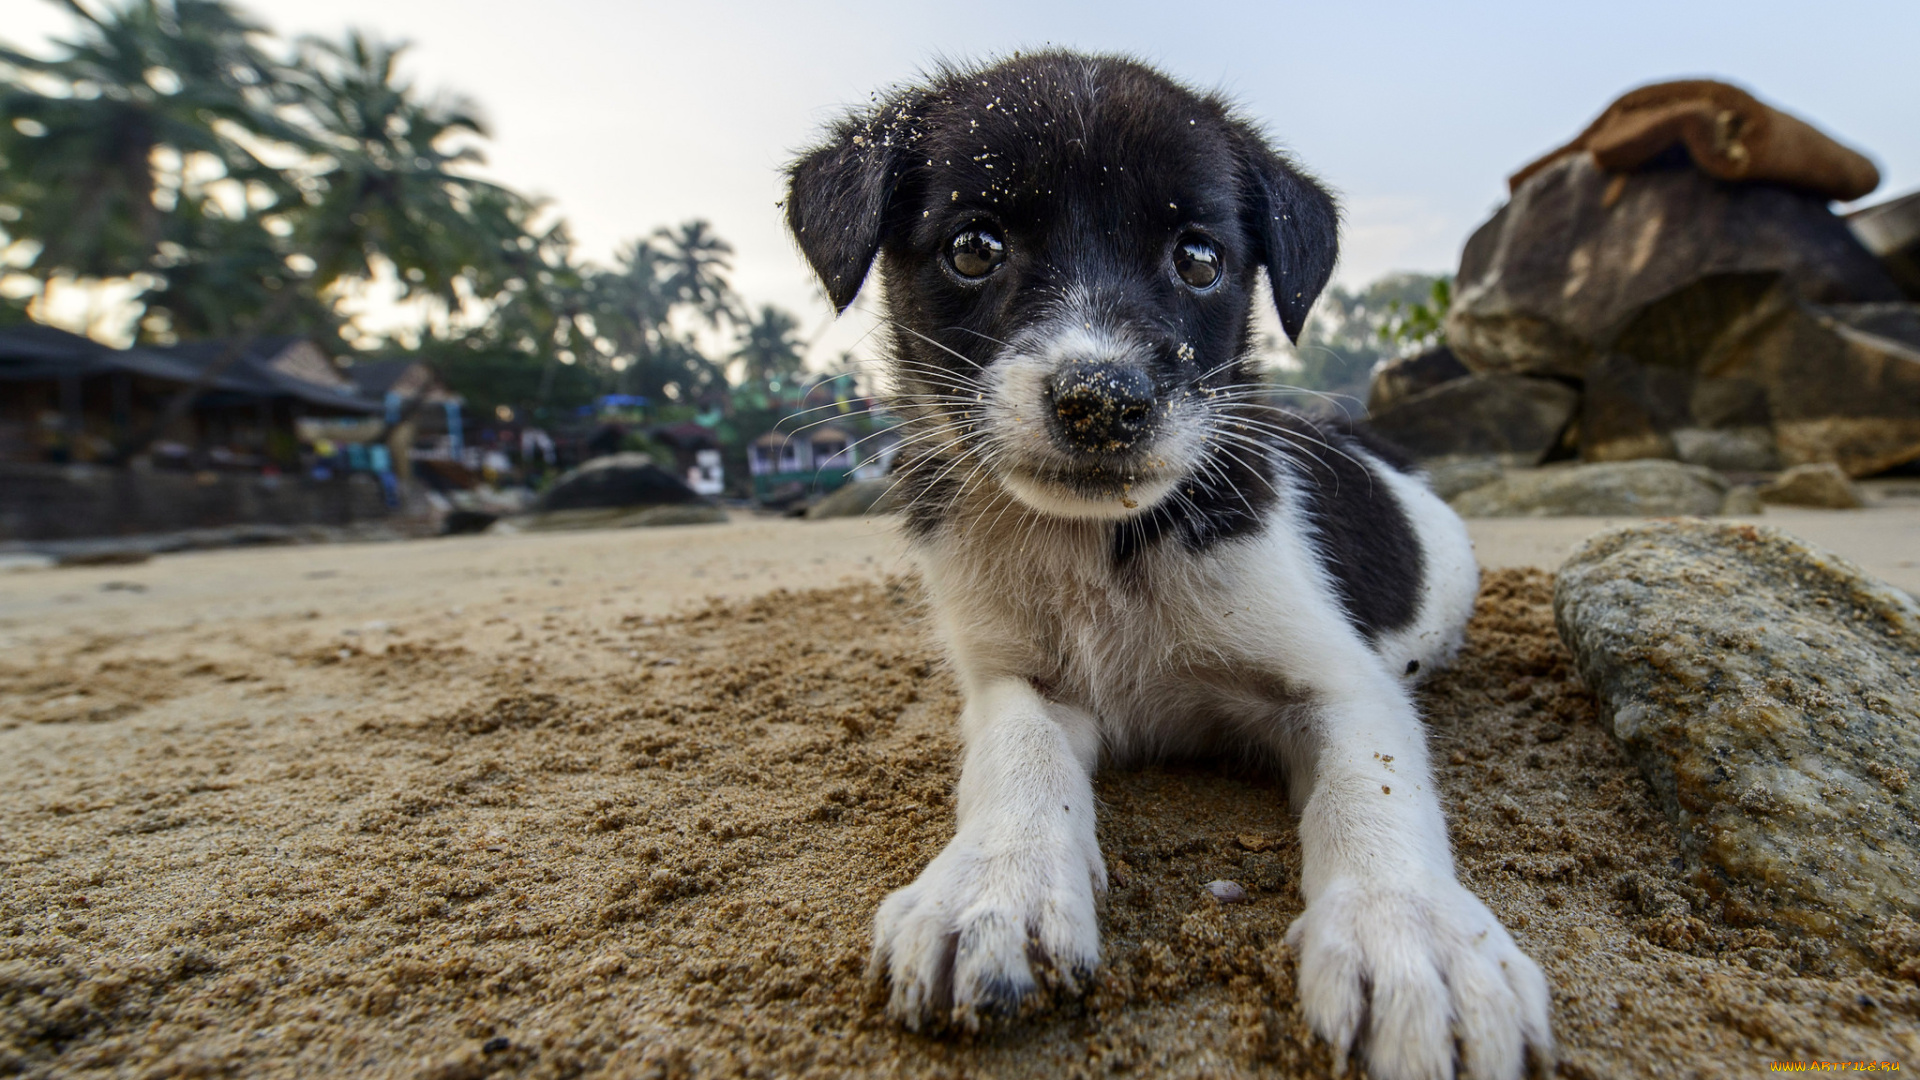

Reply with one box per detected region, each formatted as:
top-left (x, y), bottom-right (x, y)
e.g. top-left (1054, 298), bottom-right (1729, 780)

top-left (2, 513), bottom-right (1916, 1078)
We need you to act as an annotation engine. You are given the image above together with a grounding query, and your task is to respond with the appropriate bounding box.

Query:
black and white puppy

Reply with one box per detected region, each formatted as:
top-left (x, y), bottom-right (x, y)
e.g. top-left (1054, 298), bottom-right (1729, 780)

top-left (786, 53), bottom-right (1551, 1080)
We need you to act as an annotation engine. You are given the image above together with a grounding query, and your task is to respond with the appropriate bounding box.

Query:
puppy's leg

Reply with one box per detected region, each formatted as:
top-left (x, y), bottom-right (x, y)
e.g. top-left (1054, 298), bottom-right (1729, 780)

top-left (1281, 674), bottom-right (1552, 1080)
top-left (870, 677), bottom-right (1104, 1030)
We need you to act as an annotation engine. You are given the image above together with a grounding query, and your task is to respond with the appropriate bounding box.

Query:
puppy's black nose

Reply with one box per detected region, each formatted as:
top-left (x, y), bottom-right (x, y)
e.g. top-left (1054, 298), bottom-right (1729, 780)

top-left (1048, 362), bottom-right (1157, 454)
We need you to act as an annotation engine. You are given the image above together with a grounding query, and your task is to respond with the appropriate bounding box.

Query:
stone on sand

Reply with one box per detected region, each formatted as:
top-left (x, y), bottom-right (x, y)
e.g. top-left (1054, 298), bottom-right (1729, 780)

top-left (1447, 460), bottom-right (1734, 518)
top-left (1554, 520), bottom-right (1920, 975)
top-left (537, 453), bottom-right (706, 513)
top-left (1364, 373), bottom-right (1578, 463)
top-left (1365, 345), bottom-right (1470, 414)
top-left (1760, 463), bottom-right (1867, 509)
top-left (1446, 154), bottom-right (1901, 382)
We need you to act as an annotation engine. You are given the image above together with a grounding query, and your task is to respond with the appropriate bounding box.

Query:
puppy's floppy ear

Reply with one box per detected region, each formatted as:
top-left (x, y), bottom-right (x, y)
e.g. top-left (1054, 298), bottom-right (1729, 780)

top-left (1231, 123), bottom-right (1340, 343)
top-left (786, 96), bottom-right (922, 313)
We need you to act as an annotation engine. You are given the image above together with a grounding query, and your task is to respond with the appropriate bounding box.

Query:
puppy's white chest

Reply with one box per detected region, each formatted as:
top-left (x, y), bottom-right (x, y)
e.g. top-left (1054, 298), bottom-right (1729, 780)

top-left (925, 527), bottom-right (1273, 746)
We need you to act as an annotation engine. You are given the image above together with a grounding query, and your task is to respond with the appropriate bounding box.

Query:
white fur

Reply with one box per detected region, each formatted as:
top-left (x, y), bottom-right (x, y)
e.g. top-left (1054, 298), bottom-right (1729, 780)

top-left (873, 429), bottom-right (1554, 1077)
top-left (978, 298), bottom-right (1210, 521)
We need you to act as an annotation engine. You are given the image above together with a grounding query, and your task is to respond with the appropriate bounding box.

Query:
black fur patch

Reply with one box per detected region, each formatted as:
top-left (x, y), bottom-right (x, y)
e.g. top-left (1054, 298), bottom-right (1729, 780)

top-left (1107, 406), bottom-right (1422, 641)
top-left (894, 451), bottom-right (968, 542)
top-left (1283, 414), bottom-right (1424, 640)
top-left (1113, 433), bottom-right (1278, 564)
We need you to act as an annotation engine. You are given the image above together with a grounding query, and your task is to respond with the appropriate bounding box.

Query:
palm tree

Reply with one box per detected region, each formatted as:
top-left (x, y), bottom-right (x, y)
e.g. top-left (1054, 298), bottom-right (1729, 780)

top-left (287, 30), bottom-right (524, 310)
top-left (134, 197), bottom-right (337, 340)
top-left (583, 237), bottom-right (725, 403)
top-left (0, 0), bottom-right (296, 288)
top-left (652, 219), bottom-right (736, 329)
top-left (120, 27), bottom-right (531, 457)
top-left (732, 304), bottom-right (804, 385)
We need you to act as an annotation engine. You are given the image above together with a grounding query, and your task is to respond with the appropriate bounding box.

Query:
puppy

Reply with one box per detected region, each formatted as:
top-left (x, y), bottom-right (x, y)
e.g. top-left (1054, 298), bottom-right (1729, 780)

top-left (786, 52), bottom-right (1552, 1080)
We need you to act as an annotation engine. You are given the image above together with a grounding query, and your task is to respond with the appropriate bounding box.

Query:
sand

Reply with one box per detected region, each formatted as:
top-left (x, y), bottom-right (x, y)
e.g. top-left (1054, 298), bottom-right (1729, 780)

top-left (2, 514), bottom-right (1917, 1078)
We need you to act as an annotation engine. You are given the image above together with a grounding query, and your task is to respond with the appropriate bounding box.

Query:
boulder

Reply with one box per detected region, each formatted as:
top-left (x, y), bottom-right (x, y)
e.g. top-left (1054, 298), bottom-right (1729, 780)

top-left (1510, 80), bottom-right (1880, 203)
top-left (805, 477), bottom-right (899, 519)
top-left (1671, 427), bottom-right (1780, 473)
top-left (1760, 463), bottom-right (1866, 509)
top-left (498, 504), bottom-right (729, 534)
top-left (1709, 297), bottom-right (1920, 476)
top-left (1447, 460), bottom-right (1732, 518)
top-left (1365, 346), bottom-right (1469, 414)
top-left (1421, 457), bottom-right (1506, 501)
top-left (1447, 154), bottom-right (1902, 381)
top-left (537, 453), bottom-right (706, 513)
top-left (1363, 373), bottom-right (1577, 463)
top-left (1578, 351), bottom-right (1693, 461)
top-left (1554, 521), bottom-right (1920, 975)
top-left (1850, 188), bottom-right (1920, 301)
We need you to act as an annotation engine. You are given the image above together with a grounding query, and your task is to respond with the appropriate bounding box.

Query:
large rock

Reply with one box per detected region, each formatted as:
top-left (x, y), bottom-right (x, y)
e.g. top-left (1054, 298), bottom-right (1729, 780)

top-left (1710, 297), bottom-right (1920, 475)
top-left (1578, 351), bottom-right (1695, 461)
top-left (1421, 457), bottom-right (1507, 501)
top-left (1363, 373), bottom-right (1577, 463)
top-left (1567, 283), bottom-right (1920, 475)
top-left (1759, 463), bottom-right (1866, 509)
top-left (1850, 188), bottom-right (1920, 301)
top-left (1670, 427), bottom-right (1781, 473)
top-left (1365, 346), bottom-right (1469, 414)
top-left (1447, 460), bottom-right (1733, 518)
top-left (1554, 521), bottom-right (1920, 975)
top-left (1447, 154), bottom-right (1902, 381)
top-left (536, 453), bottom-right (706, 513)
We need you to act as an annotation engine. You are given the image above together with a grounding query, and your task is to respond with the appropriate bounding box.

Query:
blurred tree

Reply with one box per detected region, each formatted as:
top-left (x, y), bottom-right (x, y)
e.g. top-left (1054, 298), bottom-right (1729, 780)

top-left (580, 224), bottom-right (733, 405)
top-left (1377, 276), bottom-right (1452, 352)
top-left (0, 0), bottom-right (296, 288)
top-left (419, 207), bottom-right (610, 422)
top-left (1275, 272), bottom-right (1447, 408)
top-left (652, 218), bottom-right (735, 328)
top-left (731, 303), bottom-right (804, 385)
top-left (0, 1), bottom-right (813, 463)
top-left (125, 27), bottom-right (534, 454)
top-left (288, 30), bottom-right (523, 312)
top-left (133, 195), bottom-right (337, 339)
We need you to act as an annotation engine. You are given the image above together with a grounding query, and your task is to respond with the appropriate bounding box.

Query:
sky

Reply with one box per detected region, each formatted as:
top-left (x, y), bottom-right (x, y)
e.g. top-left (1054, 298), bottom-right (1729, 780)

top-left (11, 0), bottom-right (1920, 363)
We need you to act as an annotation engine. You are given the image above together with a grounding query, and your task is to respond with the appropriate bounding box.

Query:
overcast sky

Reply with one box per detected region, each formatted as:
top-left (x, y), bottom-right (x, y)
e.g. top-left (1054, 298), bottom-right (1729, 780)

top-left (13, 0), bottom-right (1919, 361)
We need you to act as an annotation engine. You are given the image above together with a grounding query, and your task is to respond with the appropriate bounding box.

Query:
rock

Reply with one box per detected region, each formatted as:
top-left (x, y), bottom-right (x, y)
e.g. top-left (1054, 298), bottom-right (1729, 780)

top-left (1850, 188), bottom-right (1920, 301)
top-left (1422, 457), bottom-right (1507, 501)
top-left (1709, 297), bottom-right (1920, 476)
top-left (1719, 485), bottom-right (1765, 516)
top-left (1447, 460), bottom-right (1729, 518)
top-left (1205, 880), bottom-right (1248, 903)
top-left (1578, 352), bottom-right (1692, 461)
top-left (804, 478), bottom-right (899, 519)
top-left (505, 504), bottom-right (729, 533)
top-left (1447, 154), bottom-right (1901, 381)
top-left (1364, 373), bottom-right (1577, 463)
top-left (1671, 427), bottom-right (1780, 473)
top-left (537, 453), bottom-right (705, 513)
top-left (442, 509), bottom-right (499, 535)
top-left (1365, 346), bottom-right (1469, 414)
top-left (1760, 463), bottom-right (1866, 509)
top-left (1554, 520), bottom-right (1920, 975)
top-left (1511, 80), bottom-right (1881, 203)
top-left (0, 552), bottom-right (57, 572)
top-left (53, 548), bottom-right (154, 567)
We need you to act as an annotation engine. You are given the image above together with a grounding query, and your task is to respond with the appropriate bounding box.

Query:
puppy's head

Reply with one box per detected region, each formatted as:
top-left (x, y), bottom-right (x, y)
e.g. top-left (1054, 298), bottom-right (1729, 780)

top-left (787, 52), bottom-right (1337, 521)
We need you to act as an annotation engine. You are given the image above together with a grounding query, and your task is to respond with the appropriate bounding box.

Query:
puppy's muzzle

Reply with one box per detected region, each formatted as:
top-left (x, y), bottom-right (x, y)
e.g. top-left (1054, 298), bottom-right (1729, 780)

top-left (1047, 362), bottom-right (1157, 455)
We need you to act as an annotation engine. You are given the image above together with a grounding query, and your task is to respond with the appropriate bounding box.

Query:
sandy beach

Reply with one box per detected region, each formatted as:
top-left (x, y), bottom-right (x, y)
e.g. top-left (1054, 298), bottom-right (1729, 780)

top-left (3, 509), bottom-right (1917, 1078)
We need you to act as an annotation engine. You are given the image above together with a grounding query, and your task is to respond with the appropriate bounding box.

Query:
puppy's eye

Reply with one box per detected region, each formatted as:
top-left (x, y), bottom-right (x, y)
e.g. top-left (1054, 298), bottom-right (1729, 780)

top-left (948, 228), bottom-right (1006, 279)
top-left (1174, 236), bottom-right (1222, 291)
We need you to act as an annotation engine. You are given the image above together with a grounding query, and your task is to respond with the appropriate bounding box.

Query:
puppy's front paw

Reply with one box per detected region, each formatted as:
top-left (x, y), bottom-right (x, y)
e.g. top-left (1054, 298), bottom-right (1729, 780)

top-left (1286, 879), bottom-right (1552, 1080)
top-left (870, 831), bottom-right (1102, 1031)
